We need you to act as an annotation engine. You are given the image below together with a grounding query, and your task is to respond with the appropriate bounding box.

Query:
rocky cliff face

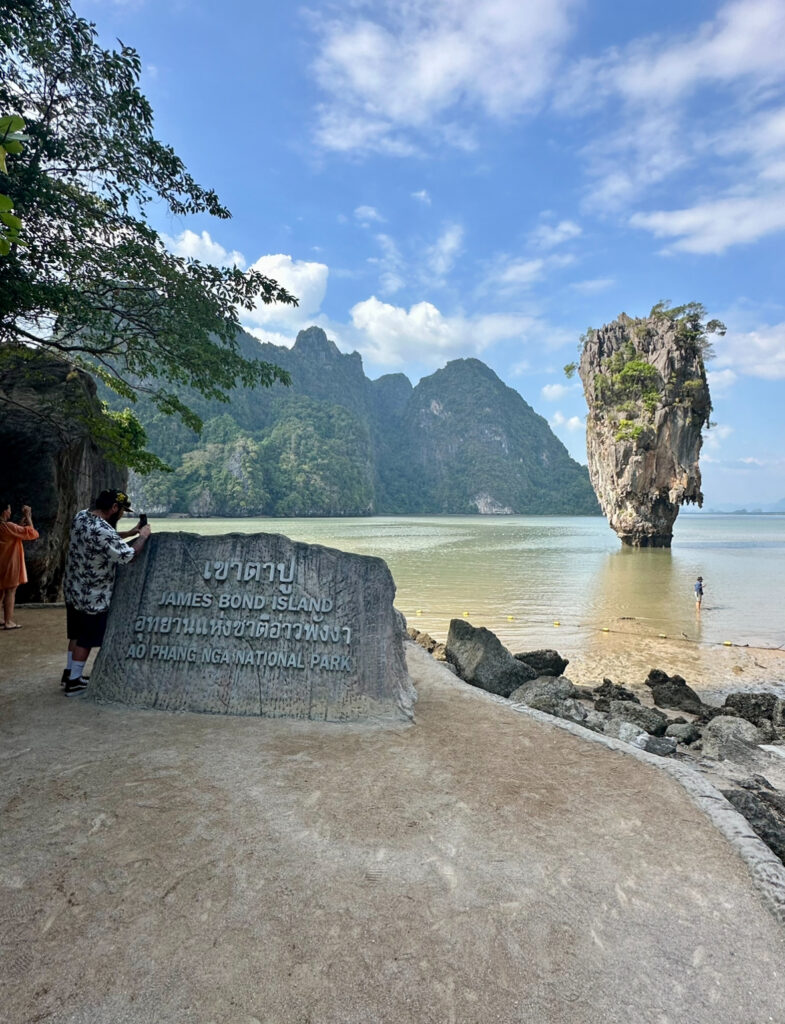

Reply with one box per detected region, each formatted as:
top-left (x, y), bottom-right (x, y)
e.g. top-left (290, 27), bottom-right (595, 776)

top-left (0, 351), bottom-right (125, 600)
top-left (404, 358), bottom-right (599, 514)
top-left (578, 311), bottom-right (712, 546)
top-left (123, 327), bottom-right (599, 517)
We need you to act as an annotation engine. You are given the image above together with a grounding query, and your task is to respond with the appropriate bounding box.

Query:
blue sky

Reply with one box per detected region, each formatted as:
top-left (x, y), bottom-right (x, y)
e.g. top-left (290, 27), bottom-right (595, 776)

top-left (76, 0), bottom-right (785, 506)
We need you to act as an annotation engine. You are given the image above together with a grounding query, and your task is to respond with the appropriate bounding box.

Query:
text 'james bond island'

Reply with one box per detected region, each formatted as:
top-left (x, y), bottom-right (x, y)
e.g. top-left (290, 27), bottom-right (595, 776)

top-left (88, 532), bottom-right (416, 721)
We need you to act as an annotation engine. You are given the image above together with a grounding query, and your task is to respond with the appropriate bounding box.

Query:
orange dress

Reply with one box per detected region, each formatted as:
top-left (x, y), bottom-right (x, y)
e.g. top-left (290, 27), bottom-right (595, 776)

top-left (0, 522), bottom-right (39, 589)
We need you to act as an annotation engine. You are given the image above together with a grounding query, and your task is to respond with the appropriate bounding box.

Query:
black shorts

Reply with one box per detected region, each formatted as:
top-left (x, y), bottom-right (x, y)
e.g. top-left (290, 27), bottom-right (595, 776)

top-left (66, 604), bottom-right (109, 649)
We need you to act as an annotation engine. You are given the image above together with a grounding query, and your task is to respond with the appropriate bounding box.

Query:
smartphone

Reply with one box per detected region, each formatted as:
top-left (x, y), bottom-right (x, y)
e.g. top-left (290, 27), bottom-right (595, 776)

top-left (139, 513), bottom-right (148, 527)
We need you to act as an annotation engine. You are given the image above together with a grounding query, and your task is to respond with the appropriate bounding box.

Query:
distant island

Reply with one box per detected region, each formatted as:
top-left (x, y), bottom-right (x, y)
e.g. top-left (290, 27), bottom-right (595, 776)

top-left (702, 505), bottom-right (785, 515)
top-left (120, 326), bottom-right (600, 518)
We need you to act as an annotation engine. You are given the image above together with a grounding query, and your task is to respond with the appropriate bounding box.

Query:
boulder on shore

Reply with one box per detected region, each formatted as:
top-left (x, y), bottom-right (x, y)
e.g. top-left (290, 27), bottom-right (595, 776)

top-left (645, 669), bottom-right (704, 715)
top-left (608, 700), bottom-right (669, 737)
top-left (722, 692), bottom-right (783, 732)
top-left (666, 722), bottom-right (702, 745)
top-left (445, 618), bottom-right (536, 698)
top-left (721, 787), bottom-right (785, 865)
top-left (508, 675), bottom-right (578, 705)
top-left (513, 649), bottom-right (568, 677)
top-left (701, 717), bottom-right (765, 761)
top-left (593, 678), bottom-right (640, 712)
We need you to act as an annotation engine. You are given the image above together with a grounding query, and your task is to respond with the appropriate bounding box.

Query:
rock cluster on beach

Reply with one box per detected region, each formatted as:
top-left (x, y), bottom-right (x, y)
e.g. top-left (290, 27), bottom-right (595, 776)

top-left (407, 618), bottom-right (785, 867)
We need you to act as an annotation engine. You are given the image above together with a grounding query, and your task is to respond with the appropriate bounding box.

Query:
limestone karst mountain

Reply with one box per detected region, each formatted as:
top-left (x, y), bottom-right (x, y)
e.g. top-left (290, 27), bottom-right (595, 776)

top-left (575, 304), bottom-right (722, 546)
top-left (126, 326), bottom-right (599, 517)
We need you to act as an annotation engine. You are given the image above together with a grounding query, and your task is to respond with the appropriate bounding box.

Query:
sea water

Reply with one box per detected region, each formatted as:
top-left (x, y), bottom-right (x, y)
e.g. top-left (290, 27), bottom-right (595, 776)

top-left (154, 514), bottom-right (785, 659)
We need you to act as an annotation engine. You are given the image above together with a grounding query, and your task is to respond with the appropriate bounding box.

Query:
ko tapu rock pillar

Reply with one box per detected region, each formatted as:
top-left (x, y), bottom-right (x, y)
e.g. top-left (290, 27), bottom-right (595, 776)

top-left (577, 307), bottom-right (715, 547)
top-left (88, 532), bottom-right (416, 721)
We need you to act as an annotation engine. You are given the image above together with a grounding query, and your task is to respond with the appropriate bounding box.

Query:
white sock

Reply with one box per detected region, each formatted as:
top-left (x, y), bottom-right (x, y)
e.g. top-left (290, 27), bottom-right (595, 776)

top-left (69, 660), bottom-right (86, 682)
top-left (66, 652), bottom-right (73, 671)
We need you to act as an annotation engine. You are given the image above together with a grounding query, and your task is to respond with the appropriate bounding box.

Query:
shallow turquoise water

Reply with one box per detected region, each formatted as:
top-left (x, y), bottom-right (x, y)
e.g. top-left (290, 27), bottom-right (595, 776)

top-left (153, 514), bottom-right (785, 654)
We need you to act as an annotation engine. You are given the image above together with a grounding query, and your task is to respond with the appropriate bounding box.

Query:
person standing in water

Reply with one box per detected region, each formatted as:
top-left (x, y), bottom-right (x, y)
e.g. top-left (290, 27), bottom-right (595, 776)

top-left (694, 576), bottom-right (704, 610)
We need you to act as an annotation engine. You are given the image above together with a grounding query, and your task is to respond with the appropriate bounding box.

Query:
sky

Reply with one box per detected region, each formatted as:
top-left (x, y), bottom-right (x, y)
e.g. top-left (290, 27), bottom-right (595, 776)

top-left (74, 0), bottom-right (785, 506)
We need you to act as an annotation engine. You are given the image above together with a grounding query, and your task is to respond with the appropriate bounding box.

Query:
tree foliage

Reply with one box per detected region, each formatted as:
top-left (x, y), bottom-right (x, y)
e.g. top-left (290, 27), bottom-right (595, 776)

top-left (648, 301), bottom-right (726, 359)
top-left (571, 302), bottom-right (720, 452)
top-left (0, 114), bottom-right (28, 254)
top-left (0, 0), bottom-right (296, 468)
top-left (131, 401), bottom-right (376, 517)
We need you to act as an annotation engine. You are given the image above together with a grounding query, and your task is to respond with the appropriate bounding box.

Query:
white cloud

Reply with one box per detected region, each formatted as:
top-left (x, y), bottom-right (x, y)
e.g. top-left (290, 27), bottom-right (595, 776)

top-left (581, 110), bottom-right (693, 212)
top-left (354, 204), bottom-right (385, 224)
top-left (559, 0), bottom-right (785, 111)
top-left (529, 219), bottom-right (581, 248)
top-left (707, 368), bottom-right (738, 397)
top-left (312, 0), bottom-right (578, 154)
top-left (712, 104), bottom-right (785, 166)
top-left (629, 193), bottom-right (785, 253)
top-left (713, 322), bottom-right (785, 379)
top-left (485, 251), bottom-right (575, 296)
top-left (571, 277), bottom-right (615, 294)
top-left (426, 223), bottom-right (464, 278)
top-left (550, 411), bottom-right (584, 431)
top-left (241, 254), bottom-right (329, 328)
top-left (541, 382), bottom-right (570, 401)
top-left (314, 109), bottom-right (419, 156)
top-left (555, 0), bottom-right (785, 228)
top-left (412, 189), bottom-right (432, 205)
top-left (243, 327), bottom-right (298, 349)
top-left (348, 296), bottom-right (537, 367)
top-left (612, 0), bottom-right (785, 104)
top-left (162, 229), bottom-right (246, 269)
top-left (702, 423), bottom-right (734, 451)
top-left (368, 233), bottom-right (405, 295)
top-left (497, 258), bottom-right (545, 288)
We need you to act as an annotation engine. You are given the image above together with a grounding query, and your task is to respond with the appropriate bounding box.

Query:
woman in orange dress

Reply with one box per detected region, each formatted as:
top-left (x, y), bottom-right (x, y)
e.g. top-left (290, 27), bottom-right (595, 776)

top-left (0, 502), bottom-right (39, 629)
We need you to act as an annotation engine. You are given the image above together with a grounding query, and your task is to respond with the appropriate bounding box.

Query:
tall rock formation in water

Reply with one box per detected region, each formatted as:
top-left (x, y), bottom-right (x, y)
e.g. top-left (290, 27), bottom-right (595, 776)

top-left (577, 306), bottom-right (718, 546)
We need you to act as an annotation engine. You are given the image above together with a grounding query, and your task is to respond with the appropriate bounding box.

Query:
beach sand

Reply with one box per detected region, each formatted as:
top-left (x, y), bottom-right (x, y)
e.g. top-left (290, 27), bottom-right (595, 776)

top-left (553, 618), bottom-right (785, 703)
top-left (2, 606), bottom-right (785, 1023)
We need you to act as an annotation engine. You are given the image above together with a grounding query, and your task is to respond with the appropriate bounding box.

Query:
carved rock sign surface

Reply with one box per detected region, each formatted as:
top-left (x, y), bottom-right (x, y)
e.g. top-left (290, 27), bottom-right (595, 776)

top-left (89, 532), bottom-right (416, 721)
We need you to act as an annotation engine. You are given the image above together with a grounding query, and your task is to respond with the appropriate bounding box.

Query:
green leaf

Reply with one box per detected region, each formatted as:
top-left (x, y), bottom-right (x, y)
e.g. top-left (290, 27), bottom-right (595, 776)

top-left (0, 236), bottom-right (10, 256)
top-left (0, 115), bottom-right (25, 135)
top-left (0, 212), bottom-right (22, 230)
top-left (0, 194), bottom-right (13, 211)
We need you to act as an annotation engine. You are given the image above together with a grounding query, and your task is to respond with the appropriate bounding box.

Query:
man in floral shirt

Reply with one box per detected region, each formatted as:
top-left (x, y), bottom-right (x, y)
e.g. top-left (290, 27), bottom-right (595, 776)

top-left (63, 489), bottom-right (151, 696)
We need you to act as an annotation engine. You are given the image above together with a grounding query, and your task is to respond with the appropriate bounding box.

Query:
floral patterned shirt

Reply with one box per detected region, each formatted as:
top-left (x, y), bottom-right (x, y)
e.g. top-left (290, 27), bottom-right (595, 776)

top-left (63, 510), bottom-right (135, 613)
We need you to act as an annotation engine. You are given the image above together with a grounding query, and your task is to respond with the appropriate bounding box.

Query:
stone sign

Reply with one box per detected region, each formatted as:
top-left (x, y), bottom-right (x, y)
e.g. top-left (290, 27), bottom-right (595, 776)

top-left (88, 531), bottom-right (416, 721)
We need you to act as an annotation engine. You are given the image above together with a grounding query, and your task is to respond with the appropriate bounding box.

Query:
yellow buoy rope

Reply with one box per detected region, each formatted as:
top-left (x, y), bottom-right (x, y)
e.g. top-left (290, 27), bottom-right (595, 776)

top-left (403, 606), bottom-right (785, 654)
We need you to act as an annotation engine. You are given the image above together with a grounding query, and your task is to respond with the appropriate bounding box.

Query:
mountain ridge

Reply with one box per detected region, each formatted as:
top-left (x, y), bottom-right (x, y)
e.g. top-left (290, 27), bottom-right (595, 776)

top-left (127, 327), bottom-right (600, 517)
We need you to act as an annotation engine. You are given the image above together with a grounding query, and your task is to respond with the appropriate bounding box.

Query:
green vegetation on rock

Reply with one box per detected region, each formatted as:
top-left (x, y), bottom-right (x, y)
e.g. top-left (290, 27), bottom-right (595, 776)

top-left (572, 303), bottom-right (725, 451)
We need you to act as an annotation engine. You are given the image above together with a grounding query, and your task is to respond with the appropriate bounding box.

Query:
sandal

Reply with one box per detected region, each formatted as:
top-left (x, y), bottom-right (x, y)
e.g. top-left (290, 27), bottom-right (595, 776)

top-left (3, 623), bottom-right (22, 630)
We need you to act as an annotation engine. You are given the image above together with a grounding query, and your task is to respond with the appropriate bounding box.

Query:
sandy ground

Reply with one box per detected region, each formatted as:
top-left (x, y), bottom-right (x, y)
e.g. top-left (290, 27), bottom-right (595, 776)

top-left (2, 607), bottom-right (785, 1024)
top-left (411, 612), bottom-right (785, 705)
top-left (563, 626), bottom-right (785, 702)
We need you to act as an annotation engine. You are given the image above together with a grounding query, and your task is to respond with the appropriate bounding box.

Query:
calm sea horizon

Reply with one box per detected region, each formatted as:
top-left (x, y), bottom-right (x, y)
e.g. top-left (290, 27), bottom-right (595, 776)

top-left (154, 513), bottom-right (785, 659)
